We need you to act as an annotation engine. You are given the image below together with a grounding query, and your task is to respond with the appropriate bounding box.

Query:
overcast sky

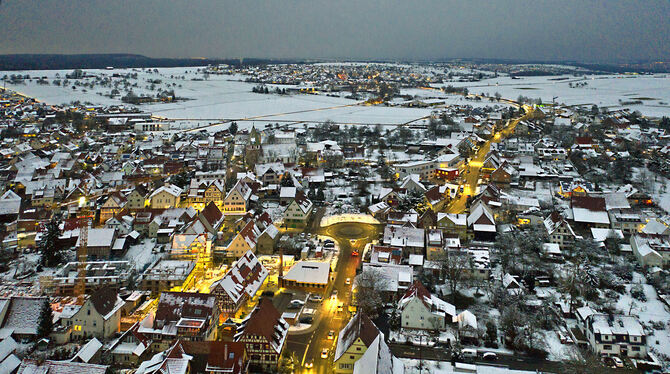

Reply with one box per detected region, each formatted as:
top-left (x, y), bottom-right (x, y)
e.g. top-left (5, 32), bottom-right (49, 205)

top-left (1, 0), bottom-right (668, 62)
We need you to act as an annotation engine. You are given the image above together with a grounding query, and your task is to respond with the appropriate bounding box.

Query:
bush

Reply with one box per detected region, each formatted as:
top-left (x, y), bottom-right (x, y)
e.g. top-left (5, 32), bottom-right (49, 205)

top-left (631, 284), bottom-right (647, 302)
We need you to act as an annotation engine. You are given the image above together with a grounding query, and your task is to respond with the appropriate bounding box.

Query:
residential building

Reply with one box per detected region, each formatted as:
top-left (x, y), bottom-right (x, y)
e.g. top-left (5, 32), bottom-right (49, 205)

top-left (397, 281), bottom-right (455, 331)
top-left (333, 312), bottom-right (404, 374)
top-left (210, 250), bottom-right (268, 321)
top-left (149, 184), bottom-right (183, 209)
top-left (583, 313), bottom-right (647, 358)
top-left (234, 298), bottom-right (288, 370)
top-left (283, 191), bottom-right (313, 229)
top-left (60, 286), bottom-right (124, 340)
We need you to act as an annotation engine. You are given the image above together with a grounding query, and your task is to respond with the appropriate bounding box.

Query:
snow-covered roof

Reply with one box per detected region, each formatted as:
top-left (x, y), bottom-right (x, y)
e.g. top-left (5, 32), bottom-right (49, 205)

top-left (283, 261), bottom-right (330, 285)
top-left (0, 190), bottom-right (21, 216)
top-left (72, 338), bottom-right (102, 363)
top-left (209, 250), bottom-right (268, 304)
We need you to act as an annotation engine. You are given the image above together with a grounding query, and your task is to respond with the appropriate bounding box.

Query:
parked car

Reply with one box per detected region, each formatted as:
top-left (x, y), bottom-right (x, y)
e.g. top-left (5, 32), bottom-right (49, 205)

top-left (460, 348), bottom-right (477, 361)
top-left (309, 294), bottom-right (323, 302)
top-left (611, 356), bottom-right (624, 368)
top-left (300, 316), bottom-right (313, 324)
top-left (482, 352), bottom-right (498, 361)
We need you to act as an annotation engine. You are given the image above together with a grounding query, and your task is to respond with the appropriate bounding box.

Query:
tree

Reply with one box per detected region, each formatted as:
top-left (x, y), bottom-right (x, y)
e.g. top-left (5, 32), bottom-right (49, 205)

top-left (39, 216), bottom-right (63, 268)
top-left (355, 268), bottom-right (389, 319)
top-left (458, 142), bottom-right (474, 160)
top-left (437, 251), bottom-right (472, 304)
top-left (37, 298), bottom-right (54, 339)
top-left (229, 122), bottom-right (238, 135)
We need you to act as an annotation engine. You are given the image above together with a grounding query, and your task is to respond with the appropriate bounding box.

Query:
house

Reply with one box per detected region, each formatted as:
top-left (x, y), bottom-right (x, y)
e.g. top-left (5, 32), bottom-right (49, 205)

top-left (397, 281), bottom-right (455, 331)
top-left (180, 340), bottom-right (249, 374)
top-left (368, 202), bottom-right (390, 221)
top-left (584, 313), bottom-right (647, 358)
top-left (424, 186), bottom-right (448, 212)
top-left (281, 261), bottom-right (331, 293)
top-left (197, 202), bottom-right (225, 234)
top-left (16, 360), bottom-right (108, 374)
top-left (571, 196), bottom-right (610, 229)
top-left (0, 296), bottom-right (47, 342)
top-left (333, 312), bottom-right (404, 374)
top-left (107, 322), bottom-right (152, 366)
top-left (140, 292), bottom-right (217, 348)
top-left (76, 228), bottom-right (118, 259)
top-left (134, 341), bottom-right (191, 374)
top-left (125, 185), bottom-right (149, 210)
top-left (210, 250), bottom-right (268, 321)
top-left (467, 201), bottom-right (496, 241)
top-left (630, 235), bottom-right (666, 267)
top-left (502, 273), bottom-right (523, 295)
top-left (187, 179), bottom-right (225, 211)
top-left (360, 263), bottom-right (413, 302)
top-left (60, 286), bottom-right (124, 340)
top-left (149, 184), bottom-right (183, 209)
top-left (224, 180), bottom-right (252, 215)
top-left (436, 213), bottom-right (467, 240)
top-left (544, 212), bottom-right (578, 250)
top-left (0, 190), bottom-right (21, 221)
top-left (283, 191), bottom-right (313, 229)
top-left (425, 229), bottom-right (444, 261)
top-left (399, 174), bottom-right (426, 193)
top-left (382, 225), bottom-right (425, 257)
top-left (71, 337), bottom-right (103, 364)
top-left (225, 213), bottom-right (277, 256)
top-left (234, 298), bottom-right (288, 370)
top-left (99, 193), bottom-right (126, 223)
top-left (255, 162), bottom-right (285, 185)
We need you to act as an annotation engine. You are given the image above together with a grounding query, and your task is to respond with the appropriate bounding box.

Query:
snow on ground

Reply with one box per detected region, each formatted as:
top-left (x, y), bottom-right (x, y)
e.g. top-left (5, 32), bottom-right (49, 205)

top-left (402, 359), bottom-right (536, 373)
top-left (123, 238), bottom-right (160, 271)
top-left (616, 276), bottom-right (670, 358)
top-left (446, 74), bottom-right (670, 117)
top-left (2, 67), bottom-right (432, 128)
top-left (541, 330), bottom-right (579, 361)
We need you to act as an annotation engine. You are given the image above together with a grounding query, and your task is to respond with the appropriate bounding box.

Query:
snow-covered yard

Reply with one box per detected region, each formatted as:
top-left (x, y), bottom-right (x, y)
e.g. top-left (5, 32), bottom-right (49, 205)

top-left (616, 276), bottom-right (670, 359)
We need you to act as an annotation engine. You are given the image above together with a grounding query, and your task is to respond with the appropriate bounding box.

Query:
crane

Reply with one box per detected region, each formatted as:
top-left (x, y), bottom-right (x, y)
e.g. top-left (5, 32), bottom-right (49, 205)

top-left (74, 188), bottom-right (91, 299)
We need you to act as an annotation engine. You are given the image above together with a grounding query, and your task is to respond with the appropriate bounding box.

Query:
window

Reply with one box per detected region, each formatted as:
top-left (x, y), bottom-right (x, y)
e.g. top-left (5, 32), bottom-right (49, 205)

top-left (350, 355), bottom-right (355, 359)
top-left (603, 345), bottom-right (612, 350)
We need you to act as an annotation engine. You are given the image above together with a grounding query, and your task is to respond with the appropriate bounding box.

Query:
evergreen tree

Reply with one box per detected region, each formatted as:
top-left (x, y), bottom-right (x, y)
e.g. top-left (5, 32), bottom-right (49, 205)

top-left (37, 298), bottom-right (53, 339)
top-left (229, 121), bottom-right (238, 135)
top-left (39, 217), bottom-right (63, 268)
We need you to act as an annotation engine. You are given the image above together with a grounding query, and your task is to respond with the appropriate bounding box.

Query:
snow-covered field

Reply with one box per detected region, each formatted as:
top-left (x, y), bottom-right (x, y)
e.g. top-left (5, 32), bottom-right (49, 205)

top-left (446, 74), bottom-right (670, 117)
top-left (1, 67), bottom-right (432, 128)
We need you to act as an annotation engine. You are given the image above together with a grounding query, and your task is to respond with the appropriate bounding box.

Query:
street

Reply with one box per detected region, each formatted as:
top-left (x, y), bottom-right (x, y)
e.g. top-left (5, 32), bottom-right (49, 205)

top-left (284, 222), bottom-right (381, 374)
top-left (446, 108), bottom-right (533, 214)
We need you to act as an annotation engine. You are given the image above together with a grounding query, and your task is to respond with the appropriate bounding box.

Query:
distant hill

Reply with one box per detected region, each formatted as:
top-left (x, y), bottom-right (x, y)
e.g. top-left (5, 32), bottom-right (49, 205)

top-left (0, 54), bottom-right (287, 71)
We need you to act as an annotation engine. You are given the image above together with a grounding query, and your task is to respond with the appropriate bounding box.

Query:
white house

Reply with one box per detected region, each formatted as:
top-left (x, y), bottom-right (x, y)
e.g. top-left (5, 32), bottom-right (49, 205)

top-left (397, 281), bottom-right (455, 331)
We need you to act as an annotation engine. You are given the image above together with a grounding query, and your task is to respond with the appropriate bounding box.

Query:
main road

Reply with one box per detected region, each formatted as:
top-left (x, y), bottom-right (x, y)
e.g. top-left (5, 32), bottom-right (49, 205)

top-left (284, 221), bottom-right (381, 374)
top-left (445, 107), bottom-right (534, 214)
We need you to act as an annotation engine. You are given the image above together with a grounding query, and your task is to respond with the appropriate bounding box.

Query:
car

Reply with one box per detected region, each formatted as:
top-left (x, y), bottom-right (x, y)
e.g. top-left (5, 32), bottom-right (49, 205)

top-left (321, 348), bottom-right (329, 359)
top-left (324, 242), bottom-right (335, 249)
top-left (324, 239), bottom-right (334, 245)
top-left (345, 278), bottom-right (351, 285)
top-left (331, 290), bottom-right (338, 300)
top-left (290, 299), bottom-right (305, 306)
top-left (309, 294), bottom-right (323, 302)
top-left (611, 356), bottom-right (624, 368)
top-left (337, 302), bottom-right (344, 312)
top-left (327, 330), bottom-right (335, 339)
top-left (300, 316), bottom-right (313, 324)
top-left (351, 250), bottom-right (359, 256)
top-left (482, 352), bottom-right (498, 361)
top-left (460, 348), bottom-right (477, 361)
top-left (304, 359), bottom-right (314, 368)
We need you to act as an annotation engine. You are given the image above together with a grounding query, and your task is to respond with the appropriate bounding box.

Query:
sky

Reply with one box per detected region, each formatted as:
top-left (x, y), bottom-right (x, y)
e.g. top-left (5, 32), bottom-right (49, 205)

top-left (1, 0), bottom-right (669, 63)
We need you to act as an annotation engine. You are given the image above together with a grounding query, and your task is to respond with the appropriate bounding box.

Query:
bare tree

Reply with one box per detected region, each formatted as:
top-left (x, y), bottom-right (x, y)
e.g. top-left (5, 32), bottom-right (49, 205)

top-left (355, 267), bottom-right (389, 319)
top-left (437, 251), bottom-right (472, 304)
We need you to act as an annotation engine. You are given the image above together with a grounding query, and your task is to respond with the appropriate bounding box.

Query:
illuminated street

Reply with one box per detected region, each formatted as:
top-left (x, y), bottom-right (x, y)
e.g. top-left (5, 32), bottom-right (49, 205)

top-left (285, 222), bottom-right (380, 374)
